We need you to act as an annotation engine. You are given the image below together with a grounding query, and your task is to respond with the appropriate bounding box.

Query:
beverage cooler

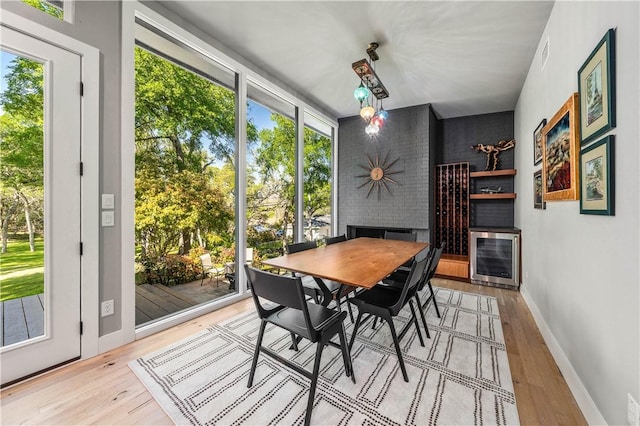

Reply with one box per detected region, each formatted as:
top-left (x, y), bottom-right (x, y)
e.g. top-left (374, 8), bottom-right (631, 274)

top-left (469, 227), bottom-right (521, 289)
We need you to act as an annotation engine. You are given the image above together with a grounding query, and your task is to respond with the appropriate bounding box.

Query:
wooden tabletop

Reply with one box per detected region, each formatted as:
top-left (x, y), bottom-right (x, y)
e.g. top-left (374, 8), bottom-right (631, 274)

top-left (263, 237), bottom-right (429, 289)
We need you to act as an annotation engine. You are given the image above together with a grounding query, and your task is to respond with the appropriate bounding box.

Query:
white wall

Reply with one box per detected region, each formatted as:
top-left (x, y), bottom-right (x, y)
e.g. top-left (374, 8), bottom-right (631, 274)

top-left (514, 2), bottom-right (639, 425)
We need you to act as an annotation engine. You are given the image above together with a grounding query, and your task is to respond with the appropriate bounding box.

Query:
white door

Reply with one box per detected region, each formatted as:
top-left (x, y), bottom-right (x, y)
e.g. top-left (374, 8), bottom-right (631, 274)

top-left (0, 26), bottom-right (82, 385)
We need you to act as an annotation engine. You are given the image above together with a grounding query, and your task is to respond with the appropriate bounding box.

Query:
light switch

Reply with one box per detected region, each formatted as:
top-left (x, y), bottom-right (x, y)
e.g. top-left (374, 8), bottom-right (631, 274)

top-left (101, 194), bottom-right (115, 209)
top-left (101, 211), bottom-right (115, 227)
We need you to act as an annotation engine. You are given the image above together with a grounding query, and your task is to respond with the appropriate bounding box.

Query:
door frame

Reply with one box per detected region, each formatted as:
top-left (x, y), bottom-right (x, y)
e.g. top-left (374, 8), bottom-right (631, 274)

top-left (1, 10), bottom-right (100, 360)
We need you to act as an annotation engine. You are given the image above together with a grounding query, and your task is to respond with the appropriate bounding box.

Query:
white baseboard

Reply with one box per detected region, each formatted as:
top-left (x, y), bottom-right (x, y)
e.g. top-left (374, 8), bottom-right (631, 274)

top-left (98, 329), bottom-right (126, 354)
top-left (519, 286), bottom-right (607, 425)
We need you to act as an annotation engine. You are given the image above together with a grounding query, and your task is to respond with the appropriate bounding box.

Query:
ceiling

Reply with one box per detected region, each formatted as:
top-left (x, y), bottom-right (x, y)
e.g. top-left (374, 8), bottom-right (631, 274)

top-left (155, 1), bottom-right (554, 120)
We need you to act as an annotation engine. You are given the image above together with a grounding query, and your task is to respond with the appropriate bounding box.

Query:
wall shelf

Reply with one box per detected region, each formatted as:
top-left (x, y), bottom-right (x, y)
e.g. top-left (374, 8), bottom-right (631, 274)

top-left (470, 168), bottom-right (517, 199)
top-left (470, 169), bottom-right (517, 178)
top-left (470, 193), bottom-right (517, 200)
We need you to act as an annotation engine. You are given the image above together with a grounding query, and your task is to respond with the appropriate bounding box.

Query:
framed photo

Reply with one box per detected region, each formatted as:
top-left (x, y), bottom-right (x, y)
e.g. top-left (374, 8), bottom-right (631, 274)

top-left (534, 170), bottom-right (545, 209)
top-left (580, 135), bottom-right (614, 215)
top-left (542, 93), bottom-right (580, 201)
top-left (578, 28), bottom-right (616, 145)
top-left (533, 118), bottom-right (546, 165)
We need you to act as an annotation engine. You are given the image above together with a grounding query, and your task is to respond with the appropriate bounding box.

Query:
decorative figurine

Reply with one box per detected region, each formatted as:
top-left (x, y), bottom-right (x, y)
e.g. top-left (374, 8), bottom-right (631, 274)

top-left (470, 139), bottom-right (516, 171)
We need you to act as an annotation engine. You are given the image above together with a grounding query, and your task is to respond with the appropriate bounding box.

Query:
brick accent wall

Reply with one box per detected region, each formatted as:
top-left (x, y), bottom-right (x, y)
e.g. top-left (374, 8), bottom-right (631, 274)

top-left (337, 104), bottom-right (434, 242)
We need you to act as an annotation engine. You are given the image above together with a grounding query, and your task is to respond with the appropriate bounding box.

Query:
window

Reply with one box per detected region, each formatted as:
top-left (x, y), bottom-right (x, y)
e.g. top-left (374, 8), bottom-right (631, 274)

top-left (303, 114), bottom-right (333, 242)
top-left (22, 0), bottom-right (64, 21)
top-left (246, 83), bottom-right (296, 264)
top-left (134, 22), bottom-right (238, 327)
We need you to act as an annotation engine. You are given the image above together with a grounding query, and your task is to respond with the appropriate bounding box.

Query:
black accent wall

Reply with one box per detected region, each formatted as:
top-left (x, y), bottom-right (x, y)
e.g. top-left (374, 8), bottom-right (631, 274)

top-left (436, 111), bottom-right (515, 228)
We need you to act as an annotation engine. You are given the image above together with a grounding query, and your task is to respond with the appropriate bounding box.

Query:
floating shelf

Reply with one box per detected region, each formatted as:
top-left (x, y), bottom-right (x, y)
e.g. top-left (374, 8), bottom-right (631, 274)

top-left (470, 169), bottom-right (517, 178)
top-left (470, 193), bottom-right (517, 200)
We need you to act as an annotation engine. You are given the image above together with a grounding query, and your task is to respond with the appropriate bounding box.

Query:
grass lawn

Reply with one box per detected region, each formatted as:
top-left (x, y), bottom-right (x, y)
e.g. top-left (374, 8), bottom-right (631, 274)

top-left (0, 237), bottom-right (45, 301)
top-left (0, 272), bottom-right (44, 301)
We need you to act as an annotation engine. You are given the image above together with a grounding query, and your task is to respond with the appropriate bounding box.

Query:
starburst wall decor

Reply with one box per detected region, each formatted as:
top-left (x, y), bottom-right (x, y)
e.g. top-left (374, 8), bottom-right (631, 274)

top-left (355, 151), bottom-right (403, 199)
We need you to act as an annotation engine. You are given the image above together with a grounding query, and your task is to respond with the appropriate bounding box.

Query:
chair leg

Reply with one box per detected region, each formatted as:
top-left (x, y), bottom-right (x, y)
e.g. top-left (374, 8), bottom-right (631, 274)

top-left (408, 299), bottom-right (425, 346)
top-left (290, 332), bottom-right (299, 351)
top-left (248, 320), bottom-right (267, 388)
top-left (338, 323), bottom-right (355, 384)
top-left (414, 293), bottom-right (431, 339)
top-left (428, 281), bottom-right (441, 318)
top-left (345, 297), bottom-right (355, 323)
top-left (304, 341), bottom-right (325, 426)
top-left (384, 315), bottom-right (409, 382)
top-left (348, 311), bottom-right (363, 351)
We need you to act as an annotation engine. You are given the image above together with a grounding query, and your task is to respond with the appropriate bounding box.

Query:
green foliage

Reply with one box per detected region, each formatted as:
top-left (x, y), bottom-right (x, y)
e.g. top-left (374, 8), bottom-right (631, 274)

top-left (0, 272), bottom-right (44, 302)
top-left (0, 56), bottom-right (44, 189)
top-left (0, 237), bottom-right (44, 301)
top-left (134, 46), bottom-right (250, 262)
top-left (0, 54), bottom-right (45, 249)
top-left (0, 237), bottom-right (43, 274)
top-left (137, 254), bottom-right (199, 286)
top-left (252, 114), bottom-right (332, 229)
top-left (21, 0), bottom-right (63, 19)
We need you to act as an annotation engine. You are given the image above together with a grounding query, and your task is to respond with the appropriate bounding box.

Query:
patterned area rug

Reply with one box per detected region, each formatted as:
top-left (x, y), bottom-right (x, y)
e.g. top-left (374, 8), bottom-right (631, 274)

top-left (129, 287), bottom-right (519, 425)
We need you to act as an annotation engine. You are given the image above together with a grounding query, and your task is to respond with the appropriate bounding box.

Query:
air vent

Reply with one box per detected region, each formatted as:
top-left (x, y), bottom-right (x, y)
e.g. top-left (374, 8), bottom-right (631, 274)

top-left (541, 38), bottom-right (549, 70)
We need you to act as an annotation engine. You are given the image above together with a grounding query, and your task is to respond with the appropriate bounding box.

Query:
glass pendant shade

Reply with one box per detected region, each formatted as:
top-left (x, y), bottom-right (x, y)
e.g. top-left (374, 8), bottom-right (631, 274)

top-left (360, 105), bottom-right (375, 120)
top-left (377, 108), bottom-right (389, 120)
top-left (353, 83), bottom-right (370, 103)
top-left (365, 122), bottom-right (380, 135)
top-left (371, 115), bottom-right (384, 128)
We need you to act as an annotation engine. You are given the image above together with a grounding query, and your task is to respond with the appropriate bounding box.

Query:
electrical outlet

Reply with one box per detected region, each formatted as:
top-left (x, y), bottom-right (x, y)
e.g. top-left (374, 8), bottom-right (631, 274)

top-left (628, 393), bottom-right (640, 425)
top-left (101, 300), bottom-right (114, 317)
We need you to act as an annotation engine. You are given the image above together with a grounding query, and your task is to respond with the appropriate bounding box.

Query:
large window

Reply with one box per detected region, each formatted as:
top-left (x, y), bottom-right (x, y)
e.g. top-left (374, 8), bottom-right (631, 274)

top-left (303, 115), bottom-right (333, 242)
top-left (128, 8), bottom-right (337, 335)
top-left (246, 84), bottom-right (296, 267)
top-left (134, 23), bottom-right (238, 327)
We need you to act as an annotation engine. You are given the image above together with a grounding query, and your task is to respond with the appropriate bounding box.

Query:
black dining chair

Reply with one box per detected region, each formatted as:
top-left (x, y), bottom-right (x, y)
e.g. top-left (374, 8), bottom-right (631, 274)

top-left (416, 242), bottom-right (445, 319)
top-left (325, 234), bottom-right (347, 245)
top-left (287, 240), bottom-right (355, 322)
top-left (348, 248), bottom-right (430, 382)
top-left (245, 265), bottom-right (355, 426)
top-left (383, 230), bottom-right (417, 242)
top-left (384, 231), bottom-right (417, 272)
top-left (323, 234), bottom-right (356, 322)
top-left (286, 241), bottom-right (330, 303)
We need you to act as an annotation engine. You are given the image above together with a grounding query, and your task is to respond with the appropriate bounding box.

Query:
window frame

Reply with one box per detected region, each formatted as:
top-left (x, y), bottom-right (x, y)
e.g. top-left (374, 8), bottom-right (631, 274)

top-left (121, 1), bottom-right (338, 343)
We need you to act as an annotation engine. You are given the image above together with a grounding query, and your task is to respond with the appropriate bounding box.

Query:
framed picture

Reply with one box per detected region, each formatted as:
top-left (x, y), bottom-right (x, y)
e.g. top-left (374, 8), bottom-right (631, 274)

top-left (542, 93), bottom-right (580, 201)
top-left (578, 28), bottom-right (616, 145)
top-left (580, 135), bottom-right (614, 215)
top-left (534, 170), bottom-right (545, 209)
top-left (533, 118), bottom-right (546, 165)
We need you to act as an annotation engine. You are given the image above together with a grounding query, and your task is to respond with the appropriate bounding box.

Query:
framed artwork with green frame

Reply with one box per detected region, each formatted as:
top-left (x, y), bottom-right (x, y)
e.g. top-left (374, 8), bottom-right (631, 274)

top-left (578, 28), bottom-right (616, 145)
top-left (580, 135), bottom-right (614, 215)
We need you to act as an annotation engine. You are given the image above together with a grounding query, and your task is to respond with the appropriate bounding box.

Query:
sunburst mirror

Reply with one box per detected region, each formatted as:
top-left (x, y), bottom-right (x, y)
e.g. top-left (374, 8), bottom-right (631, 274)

top-left (355, 151), bottom-right (403, 199)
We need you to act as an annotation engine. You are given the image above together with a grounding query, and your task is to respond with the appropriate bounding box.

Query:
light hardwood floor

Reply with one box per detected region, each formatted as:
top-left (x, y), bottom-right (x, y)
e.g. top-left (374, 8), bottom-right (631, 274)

top-left (0, 279), bottom-right (587, 425)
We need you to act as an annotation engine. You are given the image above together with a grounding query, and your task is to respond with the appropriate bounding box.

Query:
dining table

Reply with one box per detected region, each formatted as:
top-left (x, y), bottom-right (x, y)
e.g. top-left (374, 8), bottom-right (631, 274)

top-left (262, 237), bottom-right (429, 299)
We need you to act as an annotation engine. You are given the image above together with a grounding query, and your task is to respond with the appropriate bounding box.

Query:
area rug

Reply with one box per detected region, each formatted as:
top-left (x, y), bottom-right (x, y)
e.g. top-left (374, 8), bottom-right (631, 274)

top-left (129, 286), bottom-right (519, 425)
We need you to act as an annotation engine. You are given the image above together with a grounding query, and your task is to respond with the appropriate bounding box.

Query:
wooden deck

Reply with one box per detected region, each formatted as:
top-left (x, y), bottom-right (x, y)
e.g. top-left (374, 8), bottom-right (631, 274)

top-left (1, 282), bottom-right (235, 343)
top-left (1, 294), bottom-right (45, 346)
top-left (135, 282), bottom-right (235, 326)
top-left (135, 283), bottom-right (198, 325)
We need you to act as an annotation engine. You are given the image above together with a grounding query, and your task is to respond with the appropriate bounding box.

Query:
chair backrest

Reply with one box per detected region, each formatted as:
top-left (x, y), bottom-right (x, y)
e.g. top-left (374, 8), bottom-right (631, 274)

top-left (245, 265), bottom-right (317, 340)
top-left (325, 234), bottom-right (347, 245)
top-left (389, 247), bottom-right (430, 314)
top-left (425, 242), bottom-right (445, 281)
top-left (286, 240), bottom-right (318, 254)
top-left (384, 231), bottom-right (417, 242)
top-left (199, 253), bottom-right (212, 269)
